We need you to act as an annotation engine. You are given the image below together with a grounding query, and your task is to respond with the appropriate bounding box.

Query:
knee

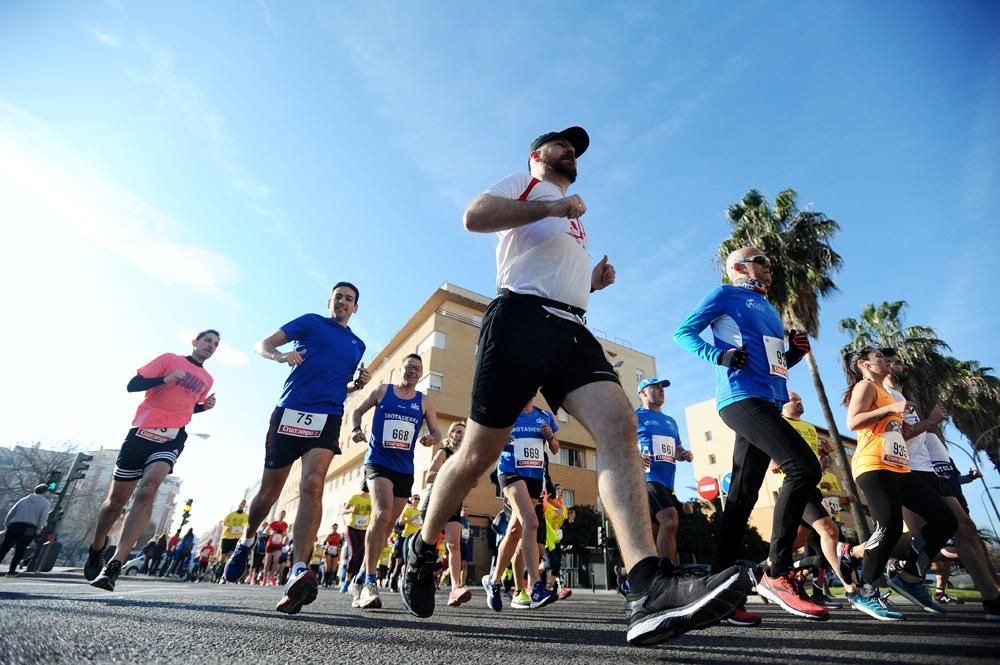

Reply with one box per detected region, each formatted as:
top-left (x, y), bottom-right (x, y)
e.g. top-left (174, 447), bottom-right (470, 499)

top-left (520, 513), bottom-right (539, 533)
top-left (299, 472), bottom-right (325, 498)
top-left (132, 484), bottom-right (158, 506)
top-left (955, 513), bottom-right (977, 539)
top-left (371, 511), bottom-right (393, 532)
top-left (818, 519), bottom-right (839, 542)
top-left (659, 511), bottom-right (678, 533)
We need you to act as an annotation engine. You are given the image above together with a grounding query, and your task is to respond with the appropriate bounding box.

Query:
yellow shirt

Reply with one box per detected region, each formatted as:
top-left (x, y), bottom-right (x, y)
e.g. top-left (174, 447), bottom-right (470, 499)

top-left (400, 505), bottom-right (424, 538)
top-left (852, 381), bottom-right (910, 477)
top-left (345, 494), bottom-right (372, 530)
top-left (379, 544), bottom-right (394, 567)
top-left (784, 417), bottom-right (820, 457)
top-left (819, 470), bottom-right (841, 493)
top-left (222, 510), bottom-right (249, 539)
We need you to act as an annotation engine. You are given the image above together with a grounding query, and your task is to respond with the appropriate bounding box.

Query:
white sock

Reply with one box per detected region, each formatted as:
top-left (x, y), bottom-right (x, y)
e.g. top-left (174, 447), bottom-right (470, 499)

top-left (292, 561), bottom-right (307, 575)
top-left (240, 535), bottom-right (256, 547)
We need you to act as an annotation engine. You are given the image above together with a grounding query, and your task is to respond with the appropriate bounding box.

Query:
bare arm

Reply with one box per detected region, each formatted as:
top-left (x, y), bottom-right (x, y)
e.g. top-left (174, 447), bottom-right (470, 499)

top-left (255, 330), bottom-right (305, 365)
top-left (846, 382), bottom-right (907, 431)
top-left (424, 449), bottom-right (448, 485)
top-left (419, 398), bottom-right (443, 447)
top-left (905, 405), bottom-right (947, 439)
top-left (463, 193), bottom-right (585, 233)
top-left (351, 385), bottom-right (388, 441)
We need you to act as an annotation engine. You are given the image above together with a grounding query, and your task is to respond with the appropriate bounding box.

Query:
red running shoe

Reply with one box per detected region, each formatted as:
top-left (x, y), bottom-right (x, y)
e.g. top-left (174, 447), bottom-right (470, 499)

top-left (756, 572), bottom-right (829, 621)
top-left (726, 605), bottom-right (762, 626)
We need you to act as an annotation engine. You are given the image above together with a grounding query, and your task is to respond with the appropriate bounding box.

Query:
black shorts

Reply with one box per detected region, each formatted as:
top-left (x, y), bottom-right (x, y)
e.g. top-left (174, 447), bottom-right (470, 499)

top-left (220, 538), bottom-right (239, 555)
top-left (461, 539), bottom-right (473, 562)
top-left (912, 469), bottom-right (953, 497)
top-left (364, 464), bottom-right (414, 498)
top-left (114, 427), bottom-right (188, 481)
top-left (264, 407), bottom-right (343, 470)
top-left (800, 487), bottom-right (830, 525)
top-left (498, 472), bottom-right (543, 500)
top-left (646, 481), bottom-right (680, 522)
top-left (469, 293), bottom-right (621, 428)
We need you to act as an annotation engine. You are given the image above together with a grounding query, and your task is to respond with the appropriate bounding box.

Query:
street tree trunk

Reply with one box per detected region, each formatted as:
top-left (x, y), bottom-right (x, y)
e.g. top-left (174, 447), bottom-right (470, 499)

top-left (805, 352), bottom-right (871, 541)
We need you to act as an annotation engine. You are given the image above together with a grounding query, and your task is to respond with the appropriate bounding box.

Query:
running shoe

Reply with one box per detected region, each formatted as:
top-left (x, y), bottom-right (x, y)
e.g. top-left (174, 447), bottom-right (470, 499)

top-left (837, 542), bottom-right (859, 586)
top-left (276, 568), bottom-right (318, 615)
top-left (482, 574), bottom-right (503, 612)
top-left (399, 534), bottom-right (440, 618)
top-left (530, 580), bottom-right (557, 609)
top-left (84, 537), bottom-right (108, 581)
top-left (90, 559), bottom-right (122, 592)
top-left (846, 585), bottom-right (905, 621)
top-left (625, 564), bottom-right (749, 647)
top-left (810, 584), bottom-right (842, 609)
top-left (340, 578), bottom-right (351, 593)
top-left (887, 575), bottom-right (945, 614)
top-left (558, 588), bottom-right (573, 600)
top-left (358, 582), bottom-right (382, 609)
top-left (984, 598), bottom-right (999, 622)
top-left (224, 537), bottom-right (256, 583)
top-left (511, 589), bottom-right (531, 609)
top-left (934, 589), bottom-right (964, 605)
top-left (614, 564), bottom-right (630, 598)
top-left (350, 580), bottom-right (363, 607)
top-left (756, 572), bottom-right (829, 621)
top-left (725, 605), bottom-right (762, 626)
top-left (447, 586), bottom-right (472, 607)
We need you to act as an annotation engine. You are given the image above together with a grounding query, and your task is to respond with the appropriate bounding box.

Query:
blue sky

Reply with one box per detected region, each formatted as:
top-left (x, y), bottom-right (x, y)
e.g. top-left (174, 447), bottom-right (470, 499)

top-left (1, 1), bottom-right (998, 536)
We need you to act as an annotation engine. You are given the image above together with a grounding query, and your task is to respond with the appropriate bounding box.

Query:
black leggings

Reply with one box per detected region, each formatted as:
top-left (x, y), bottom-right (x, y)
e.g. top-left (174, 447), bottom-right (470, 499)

top-left (856, 470), bottom-right (957, 585)
top-left (715, 398), bottom-right (821, 576)
top-left (346, 526), bottom-right (366, 579)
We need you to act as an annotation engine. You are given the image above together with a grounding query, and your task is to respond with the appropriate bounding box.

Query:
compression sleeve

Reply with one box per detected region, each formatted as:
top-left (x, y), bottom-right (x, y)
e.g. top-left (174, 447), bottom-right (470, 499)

top-left (193, 404), bottom-right (206, 414)
top-left (127, 374), bottom-right (165, 392)
top-left (673, 287), bottom-right (725, 365)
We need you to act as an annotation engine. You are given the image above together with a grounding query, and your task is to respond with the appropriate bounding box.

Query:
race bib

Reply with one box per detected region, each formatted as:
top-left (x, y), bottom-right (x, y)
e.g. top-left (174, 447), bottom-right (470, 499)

top-left (554, 528), bottom-right (563, 541)
top-left (227, 525), bottom-right (244, 537)
top-left (762, 335), bottom-right (788, 378)
top-left (410, 513), bottom-right (423, 527)
top-left (269, 533), bottom-right (284, 545)
top-left (461, 527), bottom-right (470, 541)
top-left (821, 497), bottom-right (841, 515)
top-left (354, 514), bottom-right (369, 528)
top-left (514, 437), bottom-right (545, 468)
top-left (278, 410), bottom-right (328, 438)
top-left (652, 435), bottom-right (676, 463)
top-left (325, 545), bottom-right (339, 556)
top-left (382, 418), bottom-right (416, 450)
top-left (881, 431), bottom-right (909, 468)
top-left (136, 427), bottom-right (179, 443)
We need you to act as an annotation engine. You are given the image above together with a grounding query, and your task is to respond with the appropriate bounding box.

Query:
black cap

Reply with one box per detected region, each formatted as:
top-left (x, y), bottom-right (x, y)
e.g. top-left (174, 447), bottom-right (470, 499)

top-left (530, 126), bottom-right (589, 158)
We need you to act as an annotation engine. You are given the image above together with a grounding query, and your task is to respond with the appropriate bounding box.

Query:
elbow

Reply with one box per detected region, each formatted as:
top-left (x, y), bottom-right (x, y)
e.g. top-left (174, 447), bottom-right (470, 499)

top-left (462, 209), bottom-right (483, 232)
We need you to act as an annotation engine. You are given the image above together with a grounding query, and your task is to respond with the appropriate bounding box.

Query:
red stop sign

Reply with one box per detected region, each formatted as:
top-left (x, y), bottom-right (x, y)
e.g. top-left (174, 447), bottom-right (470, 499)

top-left (697, 476), bottom-right (720, 501)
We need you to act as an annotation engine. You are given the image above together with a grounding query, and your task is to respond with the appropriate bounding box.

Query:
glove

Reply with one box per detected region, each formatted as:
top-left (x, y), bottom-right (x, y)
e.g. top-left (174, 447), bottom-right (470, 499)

top-left (718, 345), bottom-right (748, 369)
top-left (786, 330), bottom-right (810, 366)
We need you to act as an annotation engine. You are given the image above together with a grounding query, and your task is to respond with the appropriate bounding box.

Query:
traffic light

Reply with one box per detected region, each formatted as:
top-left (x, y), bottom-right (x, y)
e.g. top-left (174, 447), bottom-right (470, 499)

top-left (68, 452), bottom-right (94, 482)
top-left (180, 499), bottom-right (193, 528)
top-left (46, 470), bottom-right (62, 492)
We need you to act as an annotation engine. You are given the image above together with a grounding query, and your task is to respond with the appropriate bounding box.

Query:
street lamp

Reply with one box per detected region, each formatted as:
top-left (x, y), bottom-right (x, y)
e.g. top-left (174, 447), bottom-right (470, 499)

top-left (947, 434), bottom-right (1000, 527)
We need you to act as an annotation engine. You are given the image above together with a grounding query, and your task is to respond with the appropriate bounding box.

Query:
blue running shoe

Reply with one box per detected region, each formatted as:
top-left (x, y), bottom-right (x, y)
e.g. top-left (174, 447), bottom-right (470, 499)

top-left (340, 578), bottom-right (351, 593)
top-left (224, 537), bottom-right (255, 583)
top-left (847, 585), bottom-right (905, 621)
top-left (529, 580), bottom-right (557, 609)
top-left (888, 575), bottom-right (945, 614)
top-left (482, 574), bottom-right (503, 612)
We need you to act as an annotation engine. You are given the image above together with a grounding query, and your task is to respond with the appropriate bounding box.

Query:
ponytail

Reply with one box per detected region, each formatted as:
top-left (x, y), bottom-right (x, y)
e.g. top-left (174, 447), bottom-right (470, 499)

top-left (841, 346), bottom-right (876, 406)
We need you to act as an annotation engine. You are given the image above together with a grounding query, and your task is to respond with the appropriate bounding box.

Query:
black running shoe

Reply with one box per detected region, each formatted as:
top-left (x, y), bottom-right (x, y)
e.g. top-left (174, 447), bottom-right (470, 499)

top-left (399, 534), bottom-right (439, 618)
top-left (84, 537), bottom-right (108, 581)
top-left (625, 565), bottom-right (749, 647)
top-left (90, 560), bottom-right (122, 592)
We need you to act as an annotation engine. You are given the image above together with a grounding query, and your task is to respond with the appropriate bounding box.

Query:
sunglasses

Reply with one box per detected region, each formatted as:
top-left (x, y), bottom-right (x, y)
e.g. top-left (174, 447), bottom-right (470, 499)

top-left (738, 255), bottom-right (770, 267)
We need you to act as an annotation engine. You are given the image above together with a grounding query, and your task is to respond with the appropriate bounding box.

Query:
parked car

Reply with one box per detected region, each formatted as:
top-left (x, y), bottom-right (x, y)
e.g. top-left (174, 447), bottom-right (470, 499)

top-left (121, 554), bottom-right (147, 576)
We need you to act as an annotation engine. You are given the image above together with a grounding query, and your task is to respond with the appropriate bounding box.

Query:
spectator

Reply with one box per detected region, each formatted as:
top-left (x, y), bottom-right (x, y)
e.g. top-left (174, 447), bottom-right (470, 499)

top-left (1, 485), bottom-right (51, 576)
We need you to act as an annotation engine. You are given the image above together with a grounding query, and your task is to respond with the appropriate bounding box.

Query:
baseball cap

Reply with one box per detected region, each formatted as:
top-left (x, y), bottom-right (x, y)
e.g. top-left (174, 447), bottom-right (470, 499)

top-left (530, 126), bottom-right (589, 158)
top-left (638, 377), bottom-right (671, 394)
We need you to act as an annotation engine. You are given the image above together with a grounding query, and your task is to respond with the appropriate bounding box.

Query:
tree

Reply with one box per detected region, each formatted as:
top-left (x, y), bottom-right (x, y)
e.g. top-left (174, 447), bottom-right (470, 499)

top-left (718, 188), bottom-right (870, 538)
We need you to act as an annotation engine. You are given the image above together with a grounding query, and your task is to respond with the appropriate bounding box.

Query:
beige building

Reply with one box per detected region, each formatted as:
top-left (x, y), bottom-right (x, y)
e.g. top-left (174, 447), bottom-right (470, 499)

top-left (275, 282), bottom-right (658, 576)
top-left (684, 397), bottom-right (864, 541)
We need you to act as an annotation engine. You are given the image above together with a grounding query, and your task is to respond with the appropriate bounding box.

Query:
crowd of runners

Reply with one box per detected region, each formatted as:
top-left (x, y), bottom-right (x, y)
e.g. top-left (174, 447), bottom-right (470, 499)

top-left (76, 125), bottom-right (998, 647)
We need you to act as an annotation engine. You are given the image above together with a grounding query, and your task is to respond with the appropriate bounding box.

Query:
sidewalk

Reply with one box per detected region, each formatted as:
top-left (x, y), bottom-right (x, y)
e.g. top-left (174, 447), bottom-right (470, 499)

top-left (5, 566), bottom-right (184, 582)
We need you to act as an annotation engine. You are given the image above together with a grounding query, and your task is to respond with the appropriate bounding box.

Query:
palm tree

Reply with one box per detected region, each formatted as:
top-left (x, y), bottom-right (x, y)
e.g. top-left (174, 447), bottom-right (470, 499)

top-left (718, 188), bottom-right (870, 539)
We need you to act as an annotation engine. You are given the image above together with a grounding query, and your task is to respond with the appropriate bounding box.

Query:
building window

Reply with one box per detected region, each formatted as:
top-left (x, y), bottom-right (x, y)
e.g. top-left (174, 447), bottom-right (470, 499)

top-left (416, 372), bottom-right (444, 392)
top-left (561, 489), bottom-right (575, 507)
top-left (566, 447), bottom-right (586, 469)
top-left (417, 331), bottom-right (447, 356)
top-left (708, 454), bottom-right (717, 465)
top-left (556, 408), bottom-right (569, 423)
top-left (705, 431), bottom-right (713, 442)
top-left (635, 369), bottom-right (644, 383)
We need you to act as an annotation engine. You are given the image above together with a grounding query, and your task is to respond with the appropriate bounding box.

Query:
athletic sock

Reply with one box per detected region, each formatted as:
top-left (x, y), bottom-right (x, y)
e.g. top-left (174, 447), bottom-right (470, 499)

top-left (291, 561), bottom-right (307, 576)
top-left (354, 570), bottom-right (366, 584)
top-left (240, 535), bottom-right (255, 547)
top-left (366, 573), bottom-right (377, 585)
top-left (626, 556), bottom-right (659, 595)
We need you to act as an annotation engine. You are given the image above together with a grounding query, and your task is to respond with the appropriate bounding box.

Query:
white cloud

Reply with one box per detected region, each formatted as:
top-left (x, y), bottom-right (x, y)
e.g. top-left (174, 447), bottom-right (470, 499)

top-left (177, 329), bottom-right (249, 367)
top-left (0, 104), bottom-right (243, 305)
top-left (84, 24), bottom-right (120, 48)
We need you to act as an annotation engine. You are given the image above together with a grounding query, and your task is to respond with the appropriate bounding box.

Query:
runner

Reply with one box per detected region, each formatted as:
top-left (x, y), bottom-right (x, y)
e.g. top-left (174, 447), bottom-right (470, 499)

top-left (195, 539), bottom-right (215, 581)
top-left (424, 422), bottom-right (474, 607)
top-left (88, 330), bottom-right (219, 590)
top-left (841, 347), bottom-right (958, 619)
top-left (458, 504), bottom-right (473, 591)
top-left (400, 127), bottom-right (747, 646)
top-left (263, 511), bottom-right (289, 586)
top-left (541, 486), bottom-right (570, 598)
top-left (247, 523), bottom-right (267, 584)
top-left (223, 282), bottom-right (369, 615)
top-left (350, 353), bottom-right (442, 609)
top-left (218, 499), bottom-right (249, 581)
top-left (675, 247), bottom-right (828, 622)
top-left (387, 496), bottom-right (423, 593)
top-left (880, 348), bottom-right (1000, 621)
top-left (341, 486), bottom-right (371, 595)
top-left (322, 523), bottom-right (343, 588)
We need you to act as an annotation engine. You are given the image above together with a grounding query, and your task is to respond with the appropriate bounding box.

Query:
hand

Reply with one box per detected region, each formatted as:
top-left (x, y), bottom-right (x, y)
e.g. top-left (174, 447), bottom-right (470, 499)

top-left (419, 433), bottom-right (435, 447)
top-left (682, 502), bottom-right (694, 515)
top-left (788, 330), bottom-right (811, 354)
top-left (887, 400), bottom-right (909, 415)
top-left (202, 393), bottom-right (216, 411)
top-left (641, 451), bottom-right (652, 470)
top-left (927, 405), bottom-right (948, 426)
top-left (351, 428), bottom-right (367, 443)
top-left (591, 255), bottom-right (616, 292)
top-left (540, 424), bottom-right (554, 441)
top-left (718, 345), bottom-right (748, 369)
top-left (547, 194), bottom-right (586, 219)
top-left (769, 461), bottom-right (783, 474)
top-left (679, 449), bottom-right (694, 462)
top-left (164, 369), bottom-right (187, 384)
top-left (968, 468), bottom-right (982, 480)
top-left (353, 364), bottom-right (371, 391)
top-left (278, 349), bottom-right (307, 366)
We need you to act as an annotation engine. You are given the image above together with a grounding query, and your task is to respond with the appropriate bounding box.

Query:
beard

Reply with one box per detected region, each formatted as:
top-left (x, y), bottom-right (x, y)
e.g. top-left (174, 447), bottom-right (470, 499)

top-left (543, 152), bottom-right (577, 183)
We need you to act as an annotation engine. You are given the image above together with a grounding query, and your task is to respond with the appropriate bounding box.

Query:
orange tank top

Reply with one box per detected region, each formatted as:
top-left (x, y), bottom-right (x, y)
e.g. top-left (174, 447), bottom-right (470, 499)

top-left (851, 380), bottom-right (910, 477)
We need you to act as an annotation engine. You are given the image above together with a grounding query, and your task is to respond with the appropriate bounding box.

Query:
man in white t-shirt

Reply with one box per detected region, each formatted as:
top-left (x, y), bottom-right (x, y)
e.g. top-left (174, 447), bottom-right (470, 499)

top-left (398, 126), bottom-right (748, 646)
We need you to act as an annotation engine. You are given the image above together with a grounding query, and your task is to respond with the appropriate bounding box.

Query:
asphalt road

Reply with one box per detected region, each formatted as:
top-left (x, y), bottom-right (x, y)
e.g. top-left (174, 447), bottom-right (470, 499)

top-left (0, 575), bottom-right (996, 664)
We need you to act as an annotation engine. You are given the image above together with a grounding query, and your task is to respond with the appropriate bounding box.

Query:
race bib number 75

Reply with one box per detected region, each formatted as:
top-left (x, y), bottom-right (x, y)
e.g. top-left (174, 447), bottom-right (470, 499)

top-left (279, 410), bottom-right (328, 438)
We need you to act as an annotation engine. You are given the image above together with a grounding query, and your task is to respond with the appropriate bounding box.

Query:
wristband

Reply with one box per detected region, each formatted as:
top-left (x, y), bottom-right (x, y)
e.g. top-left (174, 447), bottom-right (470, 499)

top-left (352, 426), bottom-right (362, 433)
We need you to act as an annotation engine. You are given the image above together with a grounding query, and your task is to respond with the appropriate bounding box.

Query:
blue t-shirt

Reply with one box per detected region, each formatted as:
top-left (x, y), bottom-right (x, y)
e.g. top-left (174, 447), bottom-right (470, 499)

top-left (276, 314), bottom-right (365, 415)
top-left (497, 407), bottom-right (558, 480)
top-left (364, 386), bottom-right (424, 474)
top-left (674, 285), bottom-right (789, 410)
top-left (636, 407), bottom-right (683, 491)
